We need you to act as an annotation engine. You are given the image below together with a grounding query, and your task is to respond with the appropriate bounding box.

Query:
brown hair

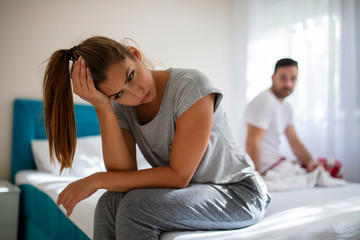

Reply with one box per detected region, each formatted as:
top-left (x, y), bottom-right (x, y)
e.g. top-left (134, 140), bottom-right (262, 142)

top-left (43, 36), bottom-right (137, 173)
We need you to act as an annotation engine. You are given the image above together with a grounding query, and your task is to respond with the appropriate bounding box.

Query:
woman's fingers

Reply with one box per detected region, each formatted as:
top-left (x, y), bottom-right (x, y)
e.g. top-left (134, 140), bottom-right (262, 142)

top-left (72, 57), bottom-right (95, 95)
top-left (57, 185), bottom-right (78, 217)
top-left (66, 200), bottom-right (78, 217)
top-left (57, 194), bottom-right (62, 206)
top-left (86, 67), bottom-right (95, 91)
top-left (57, 186), bottom-right (69, 207)
top-left (79, 57), bottom-right (87, 90)
top-left (71, 56), bottom-right (88, 94)
top-left (61, 196), bottom-right (76, 217)
top-left (70, 57), bottom-right (110, 107)
top-left (71, 59), bottom-right (81, 94)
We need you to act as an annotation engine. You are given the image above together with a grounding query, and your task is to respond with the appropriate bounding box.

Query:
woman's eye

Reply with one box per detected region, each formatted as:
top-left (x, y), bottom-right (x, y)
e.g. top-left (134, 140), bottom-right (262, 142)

top-left (128, 70), bottom-right (134, 82)
top-left (114, 91), bottom-right (123, 99)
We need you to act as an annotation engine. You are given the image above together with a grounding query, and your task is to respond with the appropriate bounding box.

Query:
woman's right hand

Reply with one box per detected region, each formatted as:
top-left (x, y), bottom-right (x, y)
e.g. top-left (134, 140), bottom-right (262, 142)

top-left (71, 56), bottom-right (111, 109)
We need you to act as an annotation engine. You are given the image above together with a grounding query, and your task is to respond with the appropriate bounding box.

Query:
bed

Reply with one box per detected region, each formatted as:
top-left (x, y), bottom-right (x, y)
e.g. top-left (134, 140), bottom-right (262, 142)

top-left (11, 99), bottom-right (360, 240)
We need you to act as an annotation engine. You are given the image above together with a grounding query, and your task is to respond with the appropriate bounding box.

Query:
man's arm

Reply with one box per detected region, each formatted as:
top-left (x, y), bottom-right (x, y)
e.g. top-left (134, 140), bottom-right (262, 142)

top-left (285, 125), bottom-right (318, 172)
top-left (246, 124), bottom-right (266, 173)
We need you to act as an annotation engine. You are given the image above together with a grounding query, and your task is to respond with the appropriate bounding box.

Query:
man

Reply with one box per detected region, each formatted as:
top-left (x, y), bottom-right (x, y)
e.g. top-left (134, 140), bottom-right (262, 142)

top-left (243, 58), bottom-right (318, 175)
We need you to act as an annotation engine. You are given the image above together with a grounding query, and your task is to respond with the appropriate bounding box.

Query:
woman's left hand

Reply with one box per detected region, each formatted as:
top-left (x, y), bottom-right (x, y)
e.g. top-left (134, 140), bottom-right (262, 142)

top-left (57, 174), bottom-right (98, 217)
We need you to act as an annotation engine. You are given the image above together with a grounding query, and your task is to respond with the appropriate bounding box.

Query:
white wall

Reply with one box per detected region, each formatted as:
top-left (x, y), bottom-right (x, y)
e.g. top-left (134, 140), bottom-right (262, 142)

top-left (0, 0), bottom-right (245, 180)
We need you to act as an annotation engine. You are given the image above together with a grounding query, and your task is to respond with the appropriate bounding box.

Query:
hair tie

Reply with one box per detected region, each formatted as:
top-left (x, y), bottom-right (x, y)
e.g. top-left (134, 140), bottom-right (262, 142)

top-left (64, 46), bottom-right (77, 61)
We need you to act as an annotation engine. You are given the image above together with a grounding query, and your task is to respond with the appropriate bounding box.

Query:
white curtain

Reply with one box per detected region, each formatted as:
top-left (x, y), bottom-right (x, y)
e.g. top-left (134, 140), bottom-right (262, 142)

top-left (337, 0), bottom-right (360, 183)
top-left (237, 0), bottom-right (359, 182)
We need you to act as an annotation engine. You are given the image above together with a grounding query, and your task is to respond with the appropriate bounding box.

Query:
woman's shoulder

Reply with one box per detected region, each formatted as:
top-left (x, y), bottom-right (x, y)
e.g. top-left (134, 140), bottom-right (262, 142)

top-left (169, 68), bottom-right (213, 89)
top-left (170, 67), bottom-right (206, 77)
top-left (167, 68), bottom-right (222, 118)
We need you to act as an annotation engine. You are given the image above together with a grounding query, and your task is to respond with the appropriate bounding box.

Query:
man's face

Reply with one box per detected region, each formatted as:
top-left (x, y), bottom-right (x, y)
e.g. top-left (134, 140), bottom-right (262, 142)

top-left (271, 66), bottom-right (298, 99)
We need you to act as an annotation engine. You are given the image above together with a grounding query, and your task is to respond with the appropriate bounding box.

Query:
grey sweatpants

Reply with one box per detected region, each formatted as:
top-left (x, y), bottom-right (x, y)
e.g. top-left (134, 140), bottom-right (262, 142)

top-left (93, 175), bottom-right (271, 240)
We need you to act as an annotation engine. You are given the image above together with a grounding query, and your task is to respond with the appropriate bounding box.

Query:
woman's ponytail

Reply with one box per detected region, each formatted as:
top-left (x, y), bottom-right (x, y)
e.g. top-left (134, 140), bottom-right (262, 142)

top-left (43, 50), bottom-right (76, 173)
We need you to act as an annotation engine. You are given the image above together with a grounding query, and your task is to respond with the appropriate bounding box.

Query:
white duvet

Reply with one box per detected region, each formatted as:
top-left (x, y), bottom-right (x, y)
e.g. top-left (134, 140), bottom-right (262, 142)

top-left (16, 170), bottom-right (360, 240)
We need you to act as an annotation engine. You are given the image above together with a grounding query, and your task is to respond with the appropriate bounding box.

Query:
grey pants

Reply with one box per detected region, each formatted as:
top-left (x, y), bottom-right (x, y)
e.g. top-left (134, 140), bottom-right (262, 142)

top-left (93, 175), bottom-right (271, 240)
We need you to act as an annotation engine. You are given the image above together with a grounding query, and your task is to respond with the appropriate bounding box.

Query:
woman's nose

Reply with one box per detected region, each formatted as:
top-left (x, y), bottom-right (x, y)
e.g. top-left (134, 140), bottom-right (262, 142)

top-left (127, 85), bottom-right (143, 98)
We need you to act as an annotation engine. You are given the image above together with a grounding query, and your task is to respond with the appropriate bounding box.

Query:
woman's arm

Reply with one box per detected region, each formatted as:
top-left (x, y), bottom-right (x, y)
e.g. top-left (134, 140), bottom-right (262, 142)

top-left (72, 57), bottom-right (137, 171)
top-left (95, 93), bottom-right (216, 191)
top-left (58, 93), bottom-right (215, 216)
top-left (96, 106), bottom-right (137, 171)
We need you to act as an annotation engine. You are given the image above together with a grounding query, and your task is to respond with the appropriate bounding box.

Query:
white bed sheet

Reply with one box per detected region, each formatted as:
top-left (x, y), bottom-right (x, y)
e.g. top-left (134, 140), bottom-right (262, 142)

top-left (16, 170), bottom-right (360, 240)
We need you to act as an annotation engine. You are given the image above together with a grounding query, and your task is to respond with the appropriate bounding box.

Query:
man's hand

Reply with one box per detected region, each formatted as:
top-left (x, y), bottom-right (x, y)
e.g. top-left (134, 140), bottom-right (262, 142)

top-left (305, 160), bottom-right (320, 172)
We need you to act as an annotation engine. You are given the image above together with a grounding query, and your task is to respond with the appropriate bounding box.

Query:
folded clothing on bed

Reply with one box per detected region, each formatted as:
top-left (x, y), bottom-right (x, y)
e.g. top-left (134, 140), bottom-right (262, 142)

top-left (262, 159), bottom-right (346, 191)
top-left (317, 157), bottom-right (343, 178)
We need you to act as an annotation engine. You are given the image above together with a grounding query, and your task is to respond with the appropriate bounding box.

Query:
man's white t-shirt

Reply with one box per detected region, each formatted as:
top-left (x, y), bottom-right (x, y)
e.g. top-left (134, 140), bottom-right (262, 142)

top-left (241, 89), bottom-right (293, 173)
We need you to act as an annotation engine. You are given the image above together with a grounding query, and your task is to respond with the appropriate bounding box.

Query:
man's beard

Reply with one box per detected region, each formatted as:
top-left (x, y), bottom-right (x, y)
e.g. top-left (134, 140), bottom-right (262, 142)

top-left (273, 87), bottom-right (293, 99)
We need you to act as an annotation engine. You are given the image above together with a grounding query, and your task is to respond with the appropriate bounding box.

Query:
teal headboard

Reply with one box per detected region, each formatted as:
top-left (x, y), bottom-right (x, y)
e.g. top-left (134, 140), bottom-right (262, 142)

top-left (10, 99), bottom-right (100, 183)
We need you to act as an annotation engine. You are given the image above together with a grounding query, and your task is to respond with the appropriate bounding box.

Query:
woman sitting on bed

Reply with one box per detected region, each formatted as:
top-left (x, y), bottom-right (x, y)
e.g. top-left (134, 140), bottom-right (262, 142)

top-left (43, 36), bottom-right (271, 239)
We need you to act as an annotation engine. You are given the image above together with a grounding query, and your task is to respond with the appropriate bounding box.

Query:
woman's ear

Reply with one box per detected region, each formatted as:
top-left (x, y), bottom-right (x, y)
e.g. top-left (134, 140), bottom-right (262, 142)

top-left (127, 46), bottom-right (142, 61)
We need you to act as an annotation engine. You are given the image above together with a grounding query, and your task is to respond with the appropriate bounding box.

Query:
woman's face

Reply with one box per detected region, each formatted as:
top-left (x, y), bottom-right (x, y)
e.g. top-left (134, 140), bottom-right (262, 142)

top-left (98, 56), bottom-right (156, 106)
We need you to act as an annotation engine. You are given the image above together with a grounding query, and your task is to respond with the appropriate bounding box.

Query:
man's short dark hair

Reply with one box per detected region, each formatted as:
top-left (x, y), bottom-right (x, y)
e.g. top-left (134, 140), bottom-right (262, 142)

top-left (274, 58), bottom-right (298, 74)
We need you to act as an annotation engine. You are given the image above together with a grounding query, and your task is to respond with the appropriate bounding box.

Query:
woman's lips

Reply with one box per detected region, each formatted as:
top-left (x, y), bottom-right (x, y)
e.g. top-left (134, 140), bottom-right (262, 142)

top-left (141, 91), bottom-right (151, 104)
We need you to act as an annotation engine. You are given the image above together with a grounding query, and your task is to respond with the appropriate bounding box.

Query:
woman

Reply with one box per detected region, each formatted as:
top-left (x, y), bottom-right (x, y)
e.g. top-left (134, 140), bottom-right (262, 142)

top-left (43, 36), bottom-right (270, 239)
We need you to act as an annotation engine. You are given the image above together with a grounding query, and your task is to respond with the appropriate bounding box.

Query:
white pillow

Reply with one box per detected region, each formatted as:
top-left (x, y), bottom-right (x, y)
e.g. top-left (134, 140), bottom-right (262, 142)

top-left (31, 135), bottom-right (106, 177)
top-left (136, 146), bottom-right (152, 170)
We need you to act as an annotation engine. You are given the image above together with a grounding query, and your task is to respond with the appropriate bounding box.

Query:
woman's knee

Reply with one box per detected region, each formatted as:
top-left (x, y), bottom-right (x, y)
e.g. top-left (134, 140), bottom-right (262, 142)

top-left (116, 189), bottom-right (157, 220)
top-left (95, 191), bottom-right (125, 219)
top-left (94, 191), bottom-right (125, 239)
top-left (115, 189), bottom-right (164, 239)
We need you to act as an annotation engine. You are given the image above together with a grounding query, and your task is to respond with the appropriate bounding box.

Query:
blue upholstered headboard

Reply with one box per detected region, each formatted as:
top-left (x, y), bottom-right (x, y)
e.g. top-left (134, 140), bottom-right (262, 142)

top-left (10, 99), bottom-right (100, 183)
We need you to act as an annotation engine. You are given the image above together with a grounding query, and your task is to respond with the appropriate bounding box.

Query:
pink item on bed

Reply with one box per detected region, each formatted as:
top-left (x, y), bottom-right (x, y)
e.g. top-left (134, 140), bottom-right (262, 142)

top-left (318, 157), bottom-right (343, 179)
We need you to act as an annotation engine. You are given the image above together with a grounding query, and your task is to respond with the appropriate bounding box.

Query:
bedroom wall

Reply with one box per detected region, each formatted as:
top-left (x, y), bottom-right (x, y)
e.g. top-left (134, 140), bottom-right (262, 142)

top-left (0, 0), bottom-right (245, 180)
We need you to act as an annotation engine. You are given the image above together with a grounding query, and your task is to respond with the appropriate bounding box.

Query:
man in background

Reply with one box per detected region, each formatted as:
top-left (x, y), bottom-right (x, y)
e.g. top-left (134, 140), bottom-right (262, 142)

top-left (242, 58), bottom-right (318, 175)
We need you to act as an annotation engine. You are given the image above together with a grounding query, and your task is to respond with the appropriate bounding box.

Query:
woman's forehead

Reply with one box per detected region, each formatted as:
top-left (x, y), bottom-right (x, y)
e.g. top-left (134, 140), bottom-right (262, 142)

top-left (105, 59), bottom-right (131, 81)
top-left (98, 58), bottom-right (135, 94)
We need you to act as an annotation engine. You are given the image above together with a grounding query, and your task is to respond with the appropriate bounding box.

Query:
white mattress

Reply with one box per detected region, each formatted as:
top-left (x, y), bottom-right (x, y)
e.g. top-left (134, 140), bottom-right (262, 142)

top-left (16, 170), bottom-right (360, 240)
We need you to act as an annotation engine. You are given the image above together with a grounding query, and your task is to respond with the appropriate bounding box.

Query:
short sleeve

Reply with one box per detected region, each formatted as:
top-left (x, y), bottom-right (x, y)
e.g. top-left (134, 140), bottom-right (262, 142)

top-left (111, 101), bottom-right (131, 130)
top-left (173, 70), bottom-right (222, 119)
top-left (245, 94), bottom-right (274, 130)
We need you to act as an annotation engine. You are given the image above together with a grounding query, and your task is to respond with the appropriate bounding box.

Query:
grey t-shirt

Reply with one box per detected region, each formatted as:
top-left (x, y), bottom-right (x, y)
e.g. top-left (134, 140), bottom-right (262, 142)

top-left (112, 68), bottom-right (256, 184)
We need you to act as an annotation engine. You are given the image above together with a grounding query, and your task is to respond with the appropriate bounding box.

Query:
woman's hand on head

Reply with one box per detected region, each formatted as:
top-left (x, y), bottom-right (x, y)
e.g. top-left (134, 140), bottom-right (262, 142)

top-left (71, 57), bottom-right (111, 109)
